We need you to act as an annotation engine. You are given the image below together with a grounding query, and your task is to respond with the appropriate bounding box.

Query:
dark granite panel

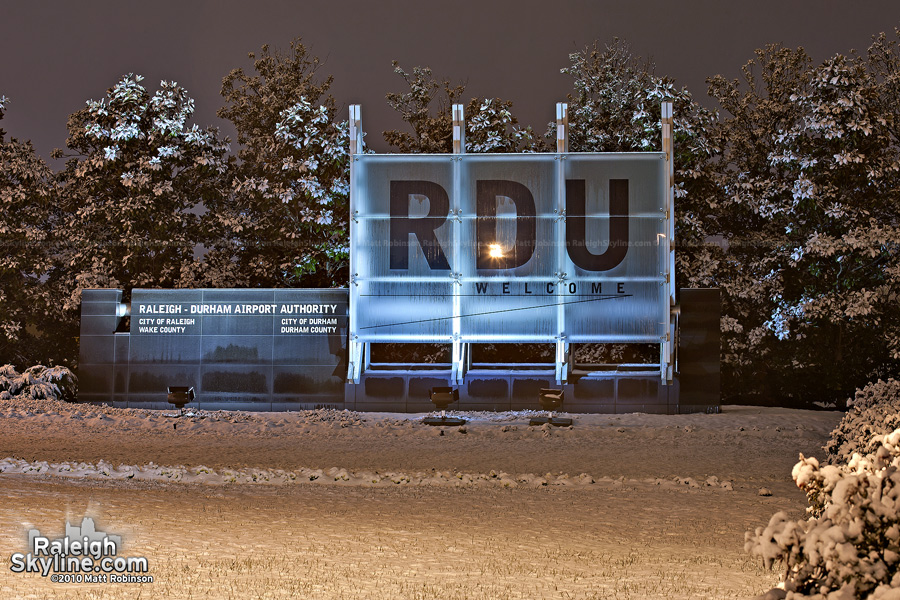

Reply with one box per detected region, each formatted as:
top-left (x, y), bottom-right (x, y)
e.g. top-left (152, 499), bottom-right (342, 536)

top-left (363, 377), bottom-right (405, 398)
top-left (122, 400), bottom-right (173, 410)
top-left (564, 405), bottom-right (612, 414)
top-left (466, 378), bottom-right (508, 398)
top-left (128, 366), bottom-right (200, 394)
top-left (620, 403), bottom-right (669, 415)
top-left (114, 366), bottom-right (129, 394)
top-left (194, 392), bottom-right (269, 404)
top-left (197, 400), bottom-right (272, 412)
top-left (78, 394), bottom-right (116, 405)
top-left (406, 399), bottom-right (435, 413)
top-left (271, 401), bottom-right (345, 412)
top-left (81, 289), bottom-right (123, 303)
top-left (573, 377), bottom-right (615, 400)
top-left (201, 366), bottom-right (270, 394)
top-left (80, 315), bottom-right (120, 336)
top-left (679, 404), bottom-right (721, 414)
top-left (617, 377), bottom-right (662, 403)
top-left (133, 289), bottom-right (204, 303)
top-left (408, 377), bottom-right (453, 399)
top-left (272, 335), bottom-right (346, 366)
top-left (79, 288), bottom-right (352, 411)
top-left (78, 366), bottom-right (114, 394)
top-left (274, 288), bottom-right (347, 299)
top-left (565, 392), bottom-right (616, 409)
top-left (510, 397), bottom-right (539, 411)
top-left (202, 335), bottom-right (273, 363)
top-left (272, 368), bottom-right (344, 395)
top-left (665, 378), bottom-right (680, 410)
top-left (200, 315), bottom-right (274, 336)
top-left (114, 335), bottom-right (130, 362)
top-left (351, 399), bottom-right (408, 412)
top-left (511, 377), bottom-right (554, 401)
top-left (78, 336), bottom-right (116, 364)
top-left (200, 289), bottom-right (275, 303)
top-left (679, 288), bottom-right (721, 409)
top-left (129, 336), bottom-right (201, 364)
top-left (275, 315), bottom-right (348, 333)
top-left (80, 302), bottom-right (123, 316)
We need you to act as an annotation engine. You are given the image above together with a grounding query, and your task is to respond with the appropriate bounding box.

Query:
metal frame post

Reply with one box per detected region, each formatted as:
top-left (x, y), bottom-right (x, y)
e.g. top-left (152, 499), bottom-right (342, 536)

top-left (348, 104), bottom-right (365, 383)
top-left (451, 104), bottom-right (468, 384)
top-left (555, 102), bottom-right (570, 384)
top-left (661, 100), bottom-right (675, 384)
top-left (556, 102), bottom-right (569, 154)
top-left (452, 103), bottom-right (466, 155)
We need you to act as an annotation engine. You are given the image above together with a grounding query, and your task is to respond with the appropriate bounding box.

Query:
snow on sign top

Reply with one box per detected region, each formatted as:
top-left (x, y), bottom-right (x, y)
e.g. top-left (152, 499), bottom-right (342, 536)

top-left (349, 152), bottom-right (670, 343)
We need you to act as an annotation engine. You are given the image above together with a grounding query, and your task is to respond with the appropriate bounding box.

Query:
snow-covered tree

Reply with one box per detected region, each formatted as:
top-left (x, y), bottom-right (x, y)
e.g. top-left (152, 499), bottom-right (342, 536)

top-left (0, 96), bottom-right (59, 367)
top-left (384, 62), bottom-right (539, 153)
top-left (53, 74), bottom-right (230, 311)
top-left (705, 44), bottom-right (815, 402)
top-left (383, 63), bottom-right (465, 154)
top-left (466, 97), bottom-right (538, 153)
top-left (215, 39), bottom-right (350, 287)
top-left (708, 33), bottom-right (900, 403)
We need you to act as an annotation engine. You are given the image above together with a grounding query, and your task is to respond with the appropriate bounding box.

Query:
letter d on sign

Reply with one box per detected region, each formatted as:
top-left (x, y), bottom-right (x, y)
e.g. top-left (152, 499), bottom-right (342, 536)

top-left (475, 180), bottom-right (536, 269)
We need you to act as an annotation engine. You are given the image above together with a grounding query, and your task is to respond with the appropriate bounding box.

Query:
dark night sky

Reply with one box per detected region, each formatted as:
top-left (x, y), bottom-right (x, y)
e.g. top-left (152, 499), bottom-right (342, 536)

top-left (2, 0), bottom-right (898, 159)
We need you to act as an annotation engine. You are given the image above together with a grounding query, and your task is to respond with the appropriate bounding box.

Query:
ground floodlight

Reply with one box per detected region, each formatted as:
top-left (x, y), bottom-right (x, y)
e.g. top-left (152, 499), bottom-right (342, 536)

top-left (529, 388), bottom-right (573, 427)
top-left (423, 387), bottom-right (466, 426)
top-left (167, 386), bottom-right (195, 412)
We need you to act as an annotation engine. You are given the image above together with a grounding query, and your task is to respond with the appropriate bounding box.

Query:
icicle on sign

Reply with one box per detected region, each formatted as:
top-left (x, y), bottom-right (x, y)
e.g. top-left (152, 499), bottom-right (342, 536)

top-left (349, 153), bottom-right (669, 343)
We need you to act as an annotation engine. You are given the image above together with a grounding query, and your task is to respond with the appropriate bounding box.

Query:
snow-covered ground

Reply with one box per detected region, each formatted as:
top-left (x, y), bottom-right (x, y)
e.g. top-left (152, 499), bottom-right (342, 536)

top-left (0, 397), bottom-right (842, 599)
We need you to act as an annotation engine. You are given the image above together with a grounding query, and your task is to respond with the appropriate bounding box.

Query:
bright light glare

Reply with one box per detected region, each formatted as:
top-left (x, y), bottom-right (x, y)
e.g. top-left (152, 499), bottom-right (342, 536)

top-left (488, 244), bottom-right (504, 258)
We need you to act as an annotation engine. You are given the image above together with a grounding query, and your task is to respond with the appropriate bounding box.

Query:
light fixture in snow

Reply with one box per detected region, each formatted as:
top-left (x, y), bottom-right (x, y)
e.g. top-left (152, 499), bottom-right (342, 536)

top-left (488, 244), bottom-right (504, 259)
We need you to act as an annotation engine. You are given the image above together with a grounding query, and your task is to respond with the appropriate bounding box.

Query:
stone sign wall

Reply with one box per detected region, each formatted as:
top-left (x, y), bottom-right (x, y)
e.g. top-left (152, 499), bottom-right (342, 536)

top-left (79, 288), bottom-right (348, 410)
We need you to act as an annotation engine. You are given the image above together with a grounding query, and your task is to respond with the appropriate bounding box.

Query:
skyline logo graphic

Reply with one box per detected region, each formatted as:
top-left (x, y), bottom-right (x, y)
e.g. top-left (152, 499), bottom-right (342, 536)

top-left (9, 516), bottom-right (153, 584)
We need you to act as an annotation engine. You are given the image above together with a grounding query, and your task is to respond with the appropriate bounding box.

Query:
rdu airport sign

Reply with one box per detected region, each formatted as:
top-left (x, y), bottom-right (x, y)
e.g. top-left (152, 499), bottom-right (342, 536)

top-left (349, 153), bottom-right (669, 343)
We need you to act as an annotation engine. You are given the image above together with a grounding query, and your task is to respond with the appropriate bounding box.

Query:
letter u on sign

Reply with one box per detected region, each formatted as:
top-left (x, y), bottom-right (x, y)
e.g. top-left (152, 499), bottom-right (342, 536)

top-left (565, 179), bottom-right (629, 271)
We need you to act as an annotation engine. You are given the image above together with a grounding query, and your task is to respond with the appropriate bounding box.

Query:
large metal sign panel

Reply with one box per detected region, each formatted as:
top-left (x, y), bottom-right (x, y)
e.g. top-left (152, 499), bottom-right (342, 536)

top-left (79, 288), bottom-right (348, 409)
top-left (350, 153), bottom-right (669, 344)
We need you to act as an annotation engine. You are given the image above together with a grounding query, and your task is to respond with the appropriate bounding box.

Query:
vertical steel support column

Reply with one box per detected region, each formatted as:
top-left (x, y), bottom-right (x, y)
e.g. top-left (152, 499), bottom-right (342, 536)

top-left (661, 100), bottom-right (675, 383)
top-left (349, 104), bottom-right (363, 155)
top-left (555, 103), bottom-right (570, 384)
top-left (556, 102), bottom-right (569, 153)
top-left (453, 103), bottom-right (466, 155)
top-left (451, 104), bottom-right (466, 384)
top-left (348, 104), bottom-right (365, 383)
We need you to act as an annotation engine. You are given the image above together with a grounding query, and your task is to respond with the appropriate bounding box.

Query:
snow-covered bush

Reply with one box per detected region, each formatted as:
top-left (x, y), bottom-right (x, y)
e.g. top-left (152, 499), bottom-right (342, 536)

top-left (0, 364), bottom-right (77, 401)
top-left (0, 364), bottom-right (18, 393)
top-left (747, 429), bottom-right (900, 598)
top-left (824, 379), bottom-right (900, 465)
